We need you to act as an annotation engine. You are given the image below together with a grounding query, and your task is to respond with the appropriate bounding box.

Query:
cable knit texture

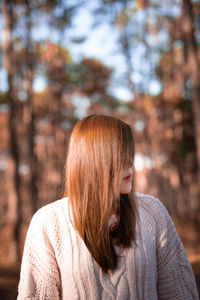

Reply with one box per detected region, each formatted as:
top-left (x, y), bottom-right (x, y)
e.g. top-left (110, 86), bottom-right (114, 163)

top-left (17, 193), bottom-right (199, 299)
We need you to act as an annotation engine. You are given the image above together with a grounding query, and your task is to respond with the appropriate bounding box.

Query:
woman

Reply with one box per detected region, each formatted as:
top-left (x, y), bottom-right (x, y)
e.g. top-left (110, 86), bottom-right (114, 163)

top-left (18, 114), bottom-right (198, 299)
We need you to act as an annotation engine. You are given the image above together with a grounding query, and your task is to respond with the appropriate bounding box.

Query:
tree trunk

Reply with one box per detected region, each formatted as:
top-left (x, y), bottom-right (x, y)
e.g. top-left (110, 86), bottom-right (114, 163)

top-left (2, 0), bottom-right (22, 262)
top-left (24, 0), bottom-right (38, 214)
top-left (182, 0), bottom-right (200, 223)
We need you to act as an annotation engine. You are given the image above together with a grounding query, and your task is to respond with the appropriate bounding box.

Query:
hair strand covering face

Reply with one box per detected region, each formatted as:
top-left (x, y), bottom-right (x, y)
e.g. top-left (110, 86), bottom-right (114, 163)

top-left (64, 114), bottom-right (137, 272)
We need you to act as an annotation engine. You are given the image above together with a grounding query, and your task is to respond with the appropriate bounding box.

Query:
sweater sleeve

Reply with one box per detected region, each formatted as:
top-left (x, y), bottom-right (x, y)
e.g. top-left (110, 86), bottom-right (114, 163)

top-left (155, 201), bottom-right (199, 300)
top-left (17, 207), bottom-right (61, 300)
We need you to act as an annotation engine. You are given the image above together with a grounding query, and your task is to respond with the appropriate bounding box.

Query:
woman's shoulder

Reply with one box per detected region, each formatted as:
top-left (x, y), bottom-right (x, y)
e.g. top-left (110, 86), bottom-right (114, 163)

top-left (135, 192), bottom-right (169, 223)
top-left (28, 197), bottom-right (69, 229)
top-left (37, 196), bottom-right (68, 213)
top-left (135, 192), bottom-right (165, 209)
top-left (23, 197), bottom-right (70, 251)
top-left (36, 197), bottom-right (68, 214)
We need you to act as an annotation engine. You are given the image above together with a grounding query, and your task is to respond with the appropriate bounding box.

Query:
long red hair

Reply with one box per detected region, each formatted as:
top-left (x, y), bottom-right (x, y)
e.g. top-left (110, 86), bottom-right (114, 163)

top-left (64, 115), bottom-right (137, 272)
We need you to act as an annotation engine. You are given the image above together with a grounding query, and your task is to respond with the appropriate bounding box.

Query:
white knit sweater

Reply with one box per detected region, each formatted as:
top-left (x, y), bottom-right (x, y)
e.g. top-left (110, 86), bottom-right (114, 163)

top-left (17, 193), bottom-right (199, 299)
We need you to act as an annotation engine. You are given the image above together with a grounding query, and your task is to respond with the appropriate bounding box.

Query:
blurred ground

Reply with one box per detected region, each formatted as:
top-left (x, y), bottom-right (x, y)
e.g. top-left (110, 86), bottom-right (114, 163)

top-left (0, 264), bottom-right (19, 300)
top-left (0, 220), bottom-right (199, 300)
top-left (175, 219), bottom-right (200, 297)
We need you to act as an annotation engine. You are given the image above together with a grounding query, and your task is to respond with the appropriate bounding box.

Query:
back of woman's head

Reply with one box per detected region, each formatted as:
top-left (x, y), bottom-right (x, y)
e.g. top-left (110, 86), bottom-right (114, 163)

top-left (64, 114), bottom-right (137, 272)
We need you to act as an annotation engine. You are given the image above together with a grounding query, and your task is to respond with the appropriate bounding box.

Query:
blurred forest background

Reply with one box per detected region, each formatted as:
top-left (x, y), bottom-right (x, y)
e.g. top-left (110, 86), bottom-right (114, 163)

top-left (0, 0), bottom-right (200, 298)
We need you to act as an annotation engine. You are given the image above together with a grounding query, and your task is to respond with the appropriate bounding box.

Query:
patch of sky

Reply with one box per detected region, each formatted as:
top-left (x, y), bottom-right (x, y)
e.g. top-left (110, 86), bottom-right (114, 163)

top-left (144, 156), bottom-right (154, 169)
top-left (131, 44), bottom-right (147, 68)
top-left (13, 39), bottom-right (26, 51)
top-left (108, 86), bottom-right (133, 102)
top-left (90, 93), bottom-right (101, 103)
top-left (146, 10), bottom-right (158, 26)
top-left (158, 28), bottom-right (170, 48)
top-left (65, 0), bottom-right (82, 5)
top-left (131, 69), bottom-right (149, 92)
top-left (65, 0), bottom-right (123, 68)
top-left (60, 120), bottom-right (71, 130)
top-left (71, 8), bottom-right (92, 36)
top-left (173, 40), bottom-right (184, 48)
top-left (146, 28), bottom-right (169, 50)
top-left (194, 15), bottom-right (200, 27)
top-left (18, 164), bottom-right (30, 175)
top-left (18, 90), bottom-right (28, 101)
top-left (135, 9), bottom-right (147, 24)
top-left (15, 4), bottom-right (26, 19)
top-left (151, 51), bottom-right (160, 65)
top-left (148, 79), bottom-right (162, 96)
top-left (160, 1), bottom-right (181, 18)
top-left (131, 72), bottom-right (143, 85)
top-left (117, 105), bottom-right (129, 114)
top-left (195, 31), bottom-right (200, 45)
top-left (55, 3), bottom-right (65, 18)
top-left (0, 104), bottom-right (9, 113)
top-left (33, 75), bottom-right (47, 92)
top-left (38, 0), bottom-right (47, 4)
top-left (49, 28), bottom-right (64, 45)
top-left (149, 0), bottom-right (162, 6)
top-left (170, 3), bottom-right (182, 18)
top-left (71, 93), bottom-right (90, 119)
top-left (13, 10), bottom-right (30, 42)
top-left (106, 55), bottom-right (128, 81)
top-left (32, 14), bottom-right (51, 42)
top-left (134, 120), bottom-right (145, 132)
top-left (0, 155), bottom-right (7, 171)
top-left (36, 64), bottom-right (46, 76)
top-left (182, 78), bottom-right (193, 100)
top-left (68, 24), bottom-right (120, 66)
top-left (134, 153), bottom-right (153, 171)
top-left (108, 69), bottom-right (136, 101)
top-left (65, 2), bottom-right (135, 102)
top-left (130, 50), bottom-right (161, 95)
top-left (0, 68), bottom-right (8, 92)
top-left (65, 4), bottom-right (93, 58)
top-left (146, 34), bottom-right (159, 48)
